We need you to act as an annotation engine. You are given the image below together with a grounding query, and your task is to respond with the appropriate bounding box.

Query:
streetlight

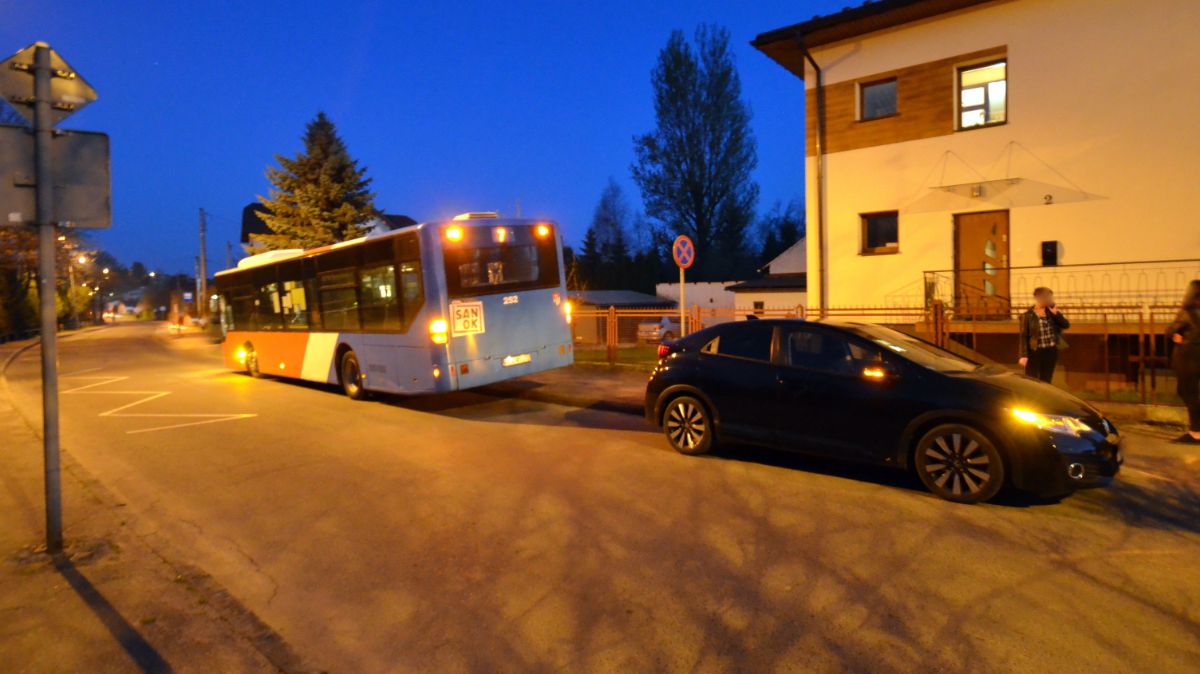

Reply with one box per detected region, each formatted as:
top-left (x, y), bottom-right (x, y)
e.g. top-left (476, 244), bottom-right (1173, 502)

top-left (102, 267), bottom-right (110, 275)
top-left (148, 271), bottom-right (156, 278)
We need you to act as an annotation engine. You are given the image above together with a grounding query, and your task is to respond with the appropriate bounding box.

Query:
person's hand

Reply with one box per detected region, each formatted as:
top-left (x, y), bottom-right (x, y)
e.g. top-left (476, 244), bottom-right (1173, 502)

top-left (1019, 357), bottom-right (1028, 367)
top-left (1048, 305), bottom-right (1060, 315)
top-left (1174, 333), bottom-right (1185, 344)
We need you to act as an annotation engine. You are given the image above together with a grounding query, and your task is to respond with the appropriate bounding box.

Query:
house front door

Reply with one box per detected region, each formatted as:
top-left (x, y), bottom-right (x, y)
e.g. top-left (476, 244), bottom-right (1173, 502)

top-left (954, 210), bottom-right (1010, 318)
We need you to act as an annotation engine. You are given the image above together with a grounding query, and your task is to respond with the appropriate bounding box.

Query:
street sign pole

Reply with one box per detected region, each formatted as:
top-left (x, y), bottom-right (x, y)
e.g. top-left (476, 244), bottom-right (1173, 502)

top-left (33, 43), bottom-right (63, 553)
top-left (679, 265), bottom-right (686, 336)
top-left (671, 235), bottom-right (695, 338)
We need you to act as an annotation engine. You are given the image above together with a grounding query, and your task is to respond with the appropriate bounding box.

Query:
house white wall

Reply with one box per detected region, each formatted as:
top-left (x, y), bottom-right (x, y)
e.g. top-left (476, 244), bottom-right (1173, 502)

top-left (766, 239), bottom-right (807, 274)
top-left (656, 281), bottom-right (738, 323)
top-left (732, 291), bottom-right (808, 319)
top-left (802, 0), bottom-right (1200, 308)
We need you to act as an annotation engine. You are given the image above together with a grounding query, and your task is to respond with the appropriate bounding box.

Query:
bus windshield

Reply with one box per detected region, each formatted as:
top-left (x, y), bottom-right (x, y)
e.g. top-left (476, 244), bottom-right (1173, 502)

top-left (444, 225), bottom-right (559, 297)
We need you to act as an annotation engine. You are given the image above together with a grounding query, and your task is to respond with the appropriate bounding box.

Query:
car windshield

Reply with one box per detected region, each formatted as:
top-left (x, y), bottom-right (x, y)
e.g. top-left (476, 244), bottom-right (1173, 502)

top-left (846, 324), bottom-right (981, 373)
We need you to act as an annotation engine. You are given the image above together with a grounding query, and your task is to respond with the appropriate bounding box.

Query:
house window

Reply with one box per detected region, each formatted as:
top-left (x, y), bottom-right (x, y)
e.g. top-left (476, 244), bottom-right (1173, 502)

top-left (752, 301), bottom-right (765, 316)
top-left (959, 60), bottom-right (1006, 129)
top-left (861, 212), bottom-right (899, 255)
top-left (860, 78), bottom-right (897, 120)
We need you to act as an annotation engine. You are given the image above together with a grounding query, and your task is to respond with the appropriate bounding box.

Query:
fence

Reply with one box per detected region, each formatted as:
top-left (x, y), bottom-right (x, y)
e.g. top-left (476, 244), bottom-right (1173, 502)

top-left (571, 302), bottom-right (1187, 406)
top-left (924, 258), bottom-right (1200, 309)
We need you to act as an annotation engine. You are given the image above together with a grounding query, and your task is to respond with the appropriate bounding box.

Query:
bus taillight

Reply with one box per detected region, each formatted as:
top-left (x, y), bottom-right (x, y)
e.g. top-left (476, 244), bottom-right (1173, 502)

top-left (430, 318), bottom-right (449, 344)
top-left (535, 224), bottom-right (551, 238)
top-left (445, 226), bottom-right (464, 242)
top-left (563, 300), bottom-right (573, 325)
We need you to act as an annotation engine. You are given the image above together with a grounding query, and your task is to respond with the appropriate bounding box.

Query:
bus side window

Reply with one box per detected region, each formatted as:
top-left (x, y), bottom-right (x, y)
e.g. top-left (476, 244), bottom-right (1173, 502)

top-left (253, 268), bottom-right (280, 328)
top-left (229, 286), bottom-right (254, 331)
top-left (399, 261), bottom-right (422, 330)
top-left (277, 261), bottom-right (309, 330)
top-left (319, 269), bottom-right (360, 331)
top-left (360, 264), bottom-right (401, 330)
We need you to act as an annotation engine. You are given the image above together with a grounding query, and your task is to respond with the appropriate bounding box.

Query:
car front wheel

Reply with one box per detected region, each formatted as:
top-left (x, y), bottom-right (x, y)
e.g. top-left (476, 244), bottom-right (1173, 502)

top-left (663, 395), bottom-right (714, 455)
top-left (914, 424), bottom-right (1005, 503)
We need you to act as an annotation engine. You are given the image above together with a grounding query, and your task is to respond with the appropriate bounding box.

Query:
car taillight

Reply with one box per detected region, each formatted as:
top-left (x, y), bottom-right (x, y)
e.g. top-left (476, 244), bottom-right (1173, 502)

top-left (657, 341), bottom-right (679, 360)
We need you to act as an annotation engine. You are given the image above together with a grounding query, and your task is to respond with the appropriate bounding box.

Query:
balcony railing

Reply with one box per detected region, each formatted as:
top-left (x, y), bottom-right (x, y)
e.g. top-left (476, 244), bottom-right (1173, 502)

top-left (924, 258), bottom-right (1200, 311)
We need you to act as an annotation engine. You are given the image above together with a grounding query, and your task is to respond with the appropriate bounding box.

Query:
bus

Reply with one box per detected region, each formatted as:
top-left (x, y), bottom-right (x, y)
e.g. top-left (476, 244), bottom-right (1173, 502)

top-left (214, 213), bottom-right (574, 399)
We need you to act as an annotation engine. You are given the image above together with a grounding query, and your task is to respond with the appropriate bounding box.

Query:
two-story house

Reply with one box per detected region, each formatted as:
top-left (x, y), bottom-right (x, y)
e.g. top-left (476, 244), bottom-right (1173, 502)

top-left (754, 0), bottom-right (1200, 314)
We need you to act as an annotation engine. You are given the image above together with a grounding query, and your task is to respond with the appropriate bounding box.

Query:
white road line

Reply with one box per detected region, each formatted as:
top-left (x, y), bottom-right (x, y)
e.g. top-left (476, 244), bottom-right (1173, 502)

top-left (62, 375), bottom-right (256, 435)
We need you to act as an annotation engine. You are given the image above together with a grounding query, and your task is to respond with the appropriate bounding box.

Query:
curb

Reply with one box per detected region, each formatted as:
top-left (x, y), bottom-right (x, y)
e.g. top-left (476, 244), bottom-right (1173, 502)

top-left (1092, 401), bottom-right (1188, 426)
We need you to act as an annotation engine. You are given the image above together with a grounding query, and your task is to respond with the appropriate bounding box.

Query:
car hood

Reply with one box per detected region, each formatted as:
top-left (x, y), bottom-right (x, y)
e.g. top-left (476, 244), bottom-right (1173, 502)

top-left (949, 366), bottom-right (1100, 419)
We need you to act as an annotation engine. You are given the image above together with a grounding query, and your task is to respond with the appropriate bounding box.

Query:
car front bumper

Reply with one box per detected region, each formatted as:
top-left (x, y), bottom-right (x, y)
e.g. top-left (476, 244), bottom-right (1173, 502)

top-left (1009, 421), bottom-right (1123, 497)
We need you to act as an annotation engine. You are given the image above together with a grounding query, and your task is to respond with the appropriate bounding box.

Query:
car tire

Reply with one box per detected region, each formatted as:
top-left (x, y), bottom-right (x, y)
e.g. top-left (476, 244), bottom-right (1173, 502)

top-left (339, 350), bottom-right (369, 400)
top-left (662, 395), bottom-right (715, 455)
top-left (914, 423), bottom-right (1005, 504)
top-left (245, 347), bottom-right (263, 378)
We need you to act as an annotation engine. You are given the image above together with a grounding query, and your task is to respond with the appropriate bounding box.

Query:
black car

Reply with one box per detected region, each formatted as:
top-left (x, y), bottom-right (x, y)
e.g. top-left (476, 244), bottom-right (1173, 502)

top-left (644, 319), bottom-right (1122, 503)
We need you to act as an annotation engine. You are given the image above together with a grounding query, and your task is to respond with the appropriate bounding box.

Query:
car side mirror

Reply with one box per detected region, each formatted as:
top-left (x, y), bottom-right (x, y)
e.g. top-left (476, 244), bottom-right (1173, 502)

top-left (861, 363), bottom-right (899, 382)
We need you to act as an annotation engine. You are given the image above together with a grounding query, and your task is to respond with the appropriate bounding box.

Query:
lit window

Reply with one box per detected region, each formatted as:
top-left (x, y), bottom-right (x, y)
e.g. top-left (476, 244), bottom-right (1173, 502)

top-left (860, 78), bottom-right (897, 120)
top-left (959, 60), bottom-right (1006, 129)
top-left (861, 211), bottom-right (899, 255)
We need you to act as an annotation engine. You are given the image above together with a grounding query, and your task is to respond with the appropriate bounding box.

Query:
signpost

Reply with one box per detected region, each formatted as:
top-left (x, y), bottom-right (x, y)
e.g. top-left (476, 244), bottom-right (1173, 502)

top-left (1, 42), bottom-right (105, 553)
top-left (672, 235), bottom-right (695, 336)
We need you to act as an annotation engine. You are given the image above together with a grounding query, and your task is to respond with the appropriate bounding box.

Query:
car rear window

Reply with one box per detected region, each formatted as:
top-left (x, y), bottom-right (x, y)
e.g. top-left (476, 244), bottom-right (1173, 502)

top-left (715, 323), bottom-right (773, 362)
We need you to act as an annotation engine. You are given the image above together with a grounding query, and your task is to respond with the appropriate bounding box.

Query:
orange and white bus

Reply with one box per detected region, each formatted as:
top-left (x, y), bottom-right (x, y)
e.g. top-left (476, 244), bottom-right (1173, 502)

top-left (214, 213), bottom-right (574, 399)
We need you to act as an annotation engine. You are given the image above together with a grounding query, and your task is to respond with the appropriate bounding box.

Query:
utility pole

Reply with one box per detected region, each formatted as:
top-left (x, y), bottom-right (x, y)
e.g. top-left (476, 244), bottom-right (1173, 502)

top-left (225, 241), bottom-right (234, 270)
top-left (197, 207), bottom-right (208, 318)
top-left (32, 44), bottom-right (62, 552)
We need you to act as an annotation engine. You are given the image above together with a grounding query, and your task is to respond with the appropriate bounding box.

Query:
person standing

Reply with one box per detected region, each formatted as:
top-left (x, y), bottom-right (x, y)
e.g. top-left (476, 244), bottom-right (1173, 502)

top-left (1166, 280), bottom-right (1200, 444)
top-left (1018, 287), bottom-right (1069, 383)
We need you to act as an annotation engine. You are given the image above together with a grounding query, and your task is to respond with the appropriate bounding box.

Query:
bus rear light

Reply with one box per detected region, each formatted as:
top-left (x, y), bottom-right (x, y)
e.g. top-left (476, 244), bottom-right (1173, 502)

top-left (493, 227), bottom-right (509, 243)
top-left (535, 224), bottom-right (551, 238)
top-left (430, 318), bottom-right (449, 344)
top-left (433, 366), bottom-right (441, 378)
top-left (445, 226), bottom-right (464, 242)
top-left (563, 299), bottom-right (573, 324)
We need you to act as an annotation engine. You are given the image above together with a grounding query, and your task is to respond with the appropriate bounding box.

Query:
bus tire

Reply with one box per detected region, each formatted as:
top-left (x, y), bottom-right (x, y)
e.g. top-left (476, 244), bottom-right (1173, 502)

top-left (339, 350), bottom-right (369, 400)
top-left (245, 346), bottom-right (263, 378)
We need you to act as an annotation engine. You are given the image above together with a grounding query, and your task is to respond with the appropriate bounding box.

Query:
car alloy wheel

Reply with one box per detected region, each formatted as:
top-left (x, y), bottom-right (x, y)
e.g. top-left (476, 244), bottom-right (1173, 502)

top-left (914, 424), bottom-right (1005, 504)
top-left (664, 395), bottom-right (713, 455)
top-left (340, 351), bottom-right (368, 400)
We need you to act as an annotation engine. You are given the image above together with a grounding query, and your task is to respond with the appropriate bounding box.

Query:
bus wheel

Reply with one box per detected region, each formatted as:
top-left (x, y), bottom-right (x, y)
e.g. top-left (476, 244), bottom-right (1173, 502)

top-left (339, 350), bottom-right (369, 400)
top-left (245, 347), bottom-right (263, 378)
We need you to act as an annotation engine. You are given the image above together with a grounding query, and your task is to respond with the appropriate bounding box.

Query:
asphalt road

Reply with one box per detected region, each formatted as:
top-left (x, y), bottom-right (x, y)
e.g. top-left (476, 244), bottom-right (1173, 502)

top-left (6, 323), bottom-right (1199, 673)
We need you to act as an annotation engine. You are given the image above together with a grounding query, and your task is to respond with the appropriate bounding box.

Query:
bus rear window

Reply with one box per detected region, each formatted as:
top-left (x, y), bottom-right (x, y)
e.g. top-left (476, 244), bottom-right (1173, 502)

top-left (444, 226), bottom-right (558, 297)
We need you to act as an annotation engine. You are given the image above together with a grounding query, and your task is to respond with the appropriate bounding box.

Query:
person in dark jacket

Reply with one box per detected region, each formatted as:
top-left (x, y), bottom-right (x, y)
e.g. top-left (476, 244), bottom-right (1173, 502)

top-left (1166, 280), bottom-right (1200, 444)
top-left (1018, 287), bottom-right (1069, 383)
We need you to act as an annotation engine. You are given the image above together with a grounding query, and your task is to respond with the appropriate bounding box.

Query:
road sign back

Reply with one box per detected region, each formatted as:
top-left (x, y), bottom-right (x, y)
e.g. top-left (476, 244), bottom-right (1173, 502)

top-left (0, 125), bottom-right (111, 228)
top-left (672, 235), bottom-right (695, 269)
top-left (0, 42), bottom-right (98, 126)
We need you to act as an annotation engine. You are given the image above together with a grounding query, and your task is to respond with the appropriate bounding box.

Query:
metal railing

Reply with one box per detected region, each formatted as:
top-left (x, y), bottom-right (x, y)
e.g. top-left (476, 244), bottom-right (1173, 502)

top-left (925, 258), bottom-right (1200, 309)
top-left (571, 301), bottom-right (1187, 407)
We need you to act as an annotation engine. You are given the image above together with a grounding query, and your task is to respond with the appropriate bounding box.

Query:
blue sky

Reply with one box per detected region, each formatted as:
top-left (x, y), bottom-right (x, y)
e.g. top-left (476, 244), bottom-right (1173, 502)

top-left (3, 1), bottom-right (842, 273)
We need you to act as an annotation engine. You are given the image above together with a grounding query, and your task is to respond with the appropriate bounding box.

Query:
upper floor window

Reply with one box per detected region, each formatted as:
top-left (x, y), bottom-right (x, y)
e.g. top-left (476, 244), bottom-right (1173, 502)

top-left (861, 211), bottom-right (899, 255)
top-left (959, 60), bottom-right (1006, 129)
top-left (860, 78), bottom-right (897, 120)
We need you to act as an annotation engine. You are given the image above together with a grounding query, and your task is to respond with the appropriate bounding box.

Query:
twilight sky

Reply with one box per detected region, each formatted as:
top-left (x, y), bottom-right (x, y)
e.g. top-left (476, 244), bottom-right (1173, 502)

top-left (3, 0), bottom-right (844, 274)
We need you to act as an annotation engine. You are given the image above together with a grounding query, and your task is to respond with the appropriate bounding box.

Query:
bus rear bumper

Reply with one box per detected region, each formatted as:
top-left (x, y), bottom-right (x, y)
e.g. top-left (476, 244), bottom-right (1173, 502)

top-left (450, 343), bottom-right (574, 390)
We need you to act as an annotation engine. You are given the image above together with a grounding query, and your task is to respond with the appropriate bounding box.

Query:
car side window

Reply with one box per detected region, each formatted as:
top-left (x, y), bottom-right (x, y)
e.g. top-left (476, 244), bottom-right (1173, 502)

top-left (714, 324), bottom-right (773, 362)
top-left (785, 328), bottom-right (878, 374)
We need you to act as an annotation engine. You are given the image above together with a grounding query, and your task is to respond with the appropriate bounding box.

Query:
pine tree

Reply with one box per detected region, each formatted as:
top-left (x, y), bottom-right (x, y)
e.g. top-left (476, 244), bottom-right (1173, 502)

top-left (250, 112), bottom-right (379, 252)
top-left (578, 227), bottom-right (602, 290)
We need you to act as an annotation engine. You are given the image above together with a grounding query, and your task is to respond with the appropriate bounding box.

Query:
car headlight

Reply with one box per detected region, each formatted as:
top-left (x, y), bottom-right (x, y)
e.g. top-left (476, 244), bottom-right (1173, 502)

top-left (1011, 408), bottom-right (1093, 436)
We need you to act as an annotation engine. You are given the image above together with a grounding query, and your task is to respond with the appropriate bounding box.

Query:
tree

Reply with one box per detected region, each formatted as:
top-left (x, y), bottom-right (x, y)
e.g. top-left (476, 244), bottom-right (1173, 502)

top-left (578, 178), bottom-right (637, 289)
top-left (757, 200), bottom-right (805, 268)
top-left (632, 24), bottom-right (759, 281)
top-left (250, 112), bottom-right (379, 252)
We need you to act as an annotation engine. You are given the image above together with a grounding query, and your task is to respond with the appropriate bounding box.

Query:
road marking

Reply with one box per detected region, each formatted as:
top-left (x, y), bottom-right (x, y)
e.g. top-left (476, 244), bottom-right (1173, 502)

top-left (63, 375), bottom-right (256, 434)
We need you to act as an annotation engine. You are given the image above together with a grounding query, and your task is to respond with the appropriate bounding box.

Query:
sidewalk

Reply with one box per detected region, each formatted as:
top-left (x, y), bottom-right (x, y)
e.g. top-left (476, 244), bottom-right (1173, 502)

top-left (0, 340), bottom-right (305, 673)
top-left (483, 364), bottom-right (648, 416)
